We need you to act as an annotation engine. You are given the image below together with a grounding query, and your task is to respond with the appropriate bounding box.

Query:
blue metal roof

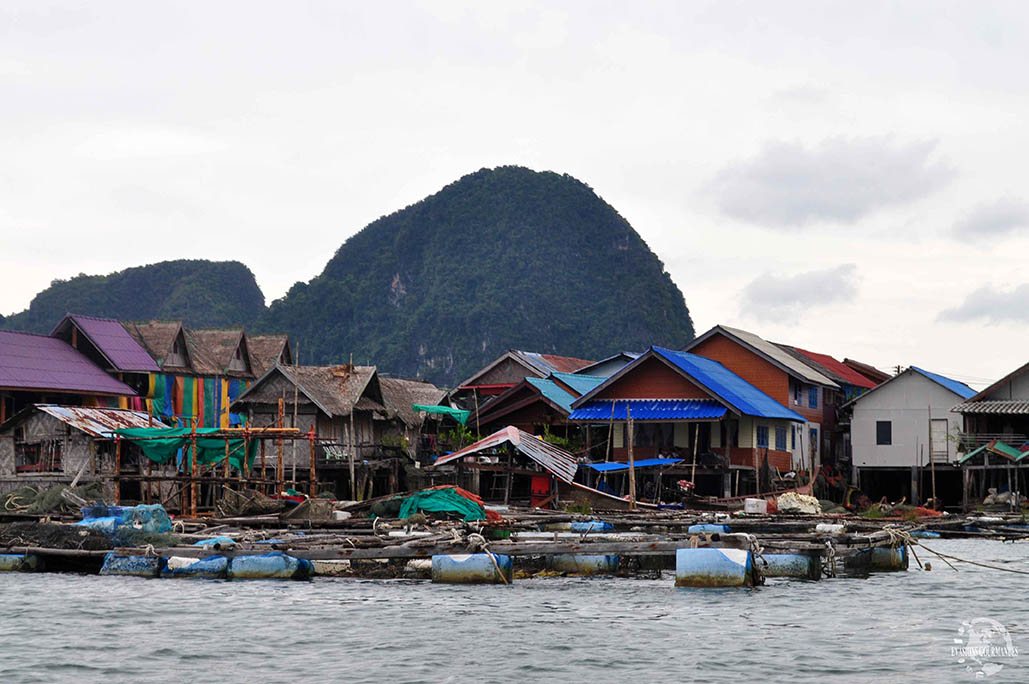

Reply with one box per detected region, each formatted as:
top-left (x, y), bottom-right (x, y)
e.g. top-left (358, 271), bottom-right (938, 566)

top-left (524, 377), bottom-right (578, 413)
top-left (569, 398), bottom-right (728, 421)
top-left (550, 371), bottom-right (607, 396)
top-left (910, 366), bottom-right (976, 400)
top-left (582, 457), bottom-right (684, 472)
top-left (651, 347), bottom-right (806, 421)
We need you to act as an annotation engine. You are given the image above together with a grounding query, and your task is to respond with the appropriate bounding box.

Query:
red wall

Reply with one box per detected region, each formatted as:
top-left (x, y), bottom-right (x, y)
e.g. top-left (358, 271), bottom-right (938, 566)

top-left (690, 335), bottom-right (790, 405)
top-left (595, 357), bottom-right (713, 400)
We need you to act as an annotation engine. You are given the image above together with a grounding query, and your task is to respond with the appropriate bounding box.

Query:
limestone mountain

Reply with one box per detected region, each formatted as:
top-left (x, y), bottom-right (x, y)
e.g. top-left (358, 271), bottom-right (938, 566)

top-left (263, 166), bottom-right (695, 385)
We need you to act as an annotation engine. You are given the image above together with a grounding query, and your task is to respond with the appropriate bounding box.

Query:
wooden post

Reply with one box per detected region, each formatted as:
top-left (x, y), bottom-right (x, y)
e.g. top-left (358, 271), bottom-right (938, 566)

top-left (504, 445), bottom-right (513, 505)
top-left (690, 422), bottom-right (699, 483)
top-left (928, 406), bottom-right (937, 508)
top-left (473, 388), bottom-right (480, 440)
top-left (146, 458), bottom-right (152, 504)
top-left (349, 411), bottom-right (357, 501)
top-left (309, 427), bottom-right (317, 498)
top-left (223, 436), bottom-right (230, 480)
top-left (277, 398), bottom-right (284, 495)
top-left (114, 437), bottom-right (122, 505)
top-left (190, 420), bottom-right (198, 518)
top-left (260, 438), bottom-right (266, 494)
top-left (605, 401), bottom-right (616, 462)
top-left (292, 342), bottom-right (300, 487)
top-left (627, 406), bottom-right (636, 511)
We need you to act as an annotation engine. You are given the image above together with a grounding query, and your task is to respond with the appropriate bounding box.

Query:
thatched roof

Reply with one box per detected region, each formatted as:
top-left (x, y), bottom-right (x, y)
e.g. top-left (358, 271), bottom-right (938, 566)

top-left (234, 364), bottom-right (377, 418)
top-left (122, 320), bottom-right (189, 370)
top-left (380, 377), bottom-right (446, 429)
top-left (187, 328), bottom-right (251, 376)
top-left (248, 334), bottom-right (291, 376)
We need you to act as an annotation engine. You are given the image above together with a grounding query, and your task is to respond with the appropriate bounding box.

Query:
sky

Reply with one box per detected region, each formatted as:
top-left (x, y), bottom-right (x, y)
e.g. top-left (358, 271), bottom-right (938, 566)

top-left (2, 1), bottom-right (1027, 389)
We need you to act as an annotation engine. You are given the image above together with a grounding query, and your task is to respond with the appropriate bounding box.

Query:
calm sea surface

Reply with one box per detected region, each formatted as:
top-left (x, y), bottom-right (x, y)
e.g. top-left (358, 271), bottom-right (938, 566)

top-left (0, 539), bottom-right (1025, 684)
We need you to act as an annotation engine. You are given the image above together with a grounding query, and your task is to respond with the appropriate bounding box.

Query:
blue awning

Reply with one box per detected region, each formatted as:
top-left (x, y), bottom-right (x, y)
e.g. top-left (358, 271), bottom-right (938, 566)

top-left (569, 399), bottom-right (727, 421)
top-left (581, 457), bottom-right (684, 472)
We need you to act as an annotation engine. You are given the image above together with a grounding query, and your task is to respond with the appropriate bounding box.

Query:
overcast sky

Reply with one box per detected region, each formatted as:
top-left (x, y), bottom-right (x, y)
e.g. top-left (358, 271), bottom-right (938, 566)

top-left (3, 1), bottom-right (1027, 388)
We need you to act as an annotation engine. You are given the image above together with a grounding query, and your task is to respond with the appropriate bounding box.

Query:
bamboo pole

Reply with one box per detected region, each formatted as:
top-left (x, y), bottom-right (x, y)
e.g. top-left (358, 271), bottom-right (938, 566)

top-left (190, 419), bottom-right (198, 518)
top-left (277, 397), bottom-right (284, 495)
top-left (260, 438), bottom-right (266, 494)
top-left (114, 437), bottom-right (122, 505)
top-left (690, 423), bottom-right (699, 483)
top-left (292, 341), bottom-right (299, 487)
top-left (627, 407), bottom-right (636, 512)
top-left (309, 427), bottom-right (317, 498)
top-left (928, 405), bottom-right (937, 509)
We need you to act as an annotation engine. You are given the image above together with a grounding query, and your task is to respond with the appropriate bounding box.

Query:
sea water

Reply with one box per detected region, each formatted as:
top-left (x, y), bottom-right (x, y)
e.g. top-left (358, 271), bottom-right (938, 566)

top-left (0, 539), bottom-right (1025, 683)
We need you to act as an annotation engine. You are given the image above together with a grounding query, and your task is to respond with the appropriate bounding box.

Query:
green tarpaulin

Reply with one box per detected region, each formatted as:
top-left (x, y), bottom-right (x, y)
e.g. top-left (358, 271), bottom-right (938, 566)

top-left (115, 427), bottom-right (257, 471)
top-left (398, 487), bottom-right (486, 521)
top-left (412, 404), bottom-right (470, 425)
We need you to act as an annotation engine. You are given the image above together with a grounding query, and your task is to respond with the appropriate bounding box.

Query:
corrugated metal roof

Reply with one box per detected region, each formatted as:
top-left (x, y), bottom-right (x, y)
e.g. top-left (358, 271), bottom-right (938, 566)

top-left (525, 377), bottom-right (578, 413)
top-left (0, 330), bottom-right (137, 396)
top-left (953, 400), bottom-right (1029, 415)
top-left (569, 398), bottom-right (728, 421)
top-left (514, 350), bottom-right (594, 375)
top-left (54, 314), bottom-right (160, 372)
top-left (549, 371), bottom-right (606, 396)
top-left (433, 425), bottom-right (578, 483)
top-left (910, 366), bottom-right (976, 400)
top-left (572, 352), bottom-right (640, 376)
top-left (36, 405), bottom-right (168, 437)
top-left (783, 346), bottom-right (877, 389)
top-left (696, 326), bottom-right (839, 388)
top-left (652, 347), bottom-right (806, 421)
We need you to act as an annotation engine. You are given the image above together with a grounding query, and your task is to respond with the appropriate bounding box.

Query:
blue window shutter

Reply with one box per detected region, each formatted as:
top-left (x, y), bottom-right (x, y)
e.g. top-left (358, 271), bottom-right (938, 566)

top-left (808, 387), bottom-right (818, 408)
top-left (757, 425), bottom-right (769, 448)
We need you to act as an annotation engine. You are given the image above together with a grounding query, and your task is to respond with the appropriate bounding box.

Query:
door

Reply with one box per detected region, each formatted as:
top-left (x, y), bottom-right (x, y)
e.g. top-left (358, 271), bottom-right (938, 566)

top-left (930, 419), bottom-right (949, 460)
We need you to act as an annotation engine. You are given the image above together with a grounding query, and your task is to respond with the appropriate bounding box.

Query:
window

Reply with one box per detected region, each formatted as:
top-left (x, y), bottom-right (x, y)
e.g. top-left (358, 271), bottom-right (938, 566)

top-left (792, 381), bottom-right (802, 406)
top-left (876, 421), bottom-right (892, 445)
top-left (15, 440), bottom-right (62, 473)
top-left (808, 387), bottom-right (818, 408)
top-left (791, 425), bottom-right (796, 449)
top-left (809, 428), bottom-right (818, 455)
top-left (756, 425), bottom-right (769, 448)
top-left (775, 426), bottom-right (787, 451)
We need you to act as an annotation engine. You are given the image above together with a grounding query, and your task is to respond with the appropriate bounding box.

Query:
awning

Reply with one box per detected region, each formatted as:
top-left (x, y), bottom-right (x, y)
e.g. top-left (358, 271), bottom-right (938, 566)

top-left (115, 427), bottom-right (257, 470)
top-left (412, 404), bottom-right (470, 425)
top-left (432, 425), bottom-right (577, 483)
top-left (581, 458), bottom-right (684, 472)
top-left (569, 399), bottom-right (727, 421)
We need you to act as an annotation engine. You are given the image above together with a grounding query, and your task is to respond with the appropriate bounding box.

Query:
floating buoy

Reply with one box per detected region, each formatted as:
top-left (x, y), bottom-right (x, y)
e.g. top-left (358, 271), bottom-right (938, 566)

top-left (227, 552), bottom-right (313, 580)
top-left (99, 553), bottom-right (165, 577)
top-left (163, 555), bottom-right (229, 579)
top-left (431, 553), bottom-right (513, 584)
top-left (675, 547), bottom-right (754, 587)
top-left (687, 523), bottom-right (730, 534)
top-left (761, 553), bottom-right (821, 580)
top-left (548, 554), bottom-right (619, 575)
top-left (0, 553), bottom-right (39, 572)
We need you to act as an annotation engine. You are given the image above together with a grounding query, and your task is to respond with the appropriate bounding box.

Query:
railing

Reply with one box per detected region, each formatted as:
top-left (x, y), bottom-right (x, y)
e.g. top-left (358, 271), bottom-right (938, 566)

top-left (958, 432), bottom-right (1028, 450)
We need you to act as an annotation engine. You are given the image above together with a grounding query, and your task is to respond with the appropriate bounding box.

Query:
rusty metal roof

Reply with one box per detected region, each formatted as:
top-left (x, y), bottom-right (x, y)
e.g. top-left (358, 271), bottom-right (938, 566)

top-left (433, 425), bottom-right (578, 483)
top-left (36, 405), bottom-right (168, 437)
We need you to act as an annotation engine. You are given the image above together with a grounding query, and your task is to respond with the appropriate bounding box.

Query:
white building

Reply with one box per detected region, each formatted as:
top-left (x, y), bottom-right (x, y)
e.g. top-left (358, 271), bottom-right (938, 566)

top-left (842, 366), bottom-right (975, 504)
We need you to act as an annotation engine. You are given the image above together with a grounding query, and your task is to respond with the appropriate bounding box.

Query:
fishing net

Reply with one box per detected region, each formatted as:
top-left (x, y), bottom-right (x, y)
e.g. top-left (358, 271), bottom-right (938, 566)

top-left (216, 488), bottom-right (285, 517)
top-left (1, 483), bottom-right (105, 515)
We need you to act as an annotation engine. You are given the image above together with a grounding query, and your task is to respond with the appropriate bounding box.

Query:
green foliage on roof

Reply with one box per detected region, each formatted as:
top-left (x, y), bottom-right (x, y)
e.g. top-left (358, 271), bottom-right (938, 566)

top-left (2, 260), bottom-right (266, 332)
top-left (261, 166), bottom-right (695, 386)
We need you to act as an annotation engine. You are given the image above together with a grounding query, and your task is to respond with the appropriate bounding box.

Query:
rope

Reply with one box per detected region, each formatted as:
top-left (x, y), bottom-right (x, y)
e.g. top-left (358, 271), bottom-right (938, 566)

top-left (142, 544), bottom-right (157, 557)
top-left (466, 532), bottom-right (509, 585)
top-left (822, 540), bottom-right (837, 578)
top-left (878, 526), bottom-right (1029, 576)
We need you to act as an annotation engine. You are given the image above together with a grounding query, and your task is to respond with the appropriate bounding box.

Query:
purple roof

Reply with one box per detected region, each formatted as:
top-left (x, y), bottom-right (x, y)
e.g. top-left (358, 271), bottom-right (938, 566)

top-left (53, 314), bottom-right (159, 372)
top-left (0, 330), bottom-right (136, 396)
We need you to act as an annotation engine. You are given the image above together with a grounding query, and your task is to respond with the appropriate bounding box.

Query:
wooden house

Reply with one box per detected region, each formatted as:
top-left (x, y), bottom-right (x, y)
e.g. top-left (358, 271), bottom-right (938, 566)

top-left (450, 349), bottom-right (594, 412)
top-left (842, 366), bottom-right (975, 506)
top-left (684, 325), bottom-right (839, 468)
top-left (471, 371), bottom-right (606, 436)
top-left (569, 346), bottom-right (806, 497)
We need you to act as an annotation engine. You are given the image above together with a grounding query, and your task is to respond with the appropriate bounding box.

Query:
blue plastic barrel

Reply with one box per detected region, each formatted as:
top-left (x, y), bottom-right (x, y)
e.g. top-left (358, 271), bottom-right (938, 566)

top-left (431, 553), bottom-right (513, 584)
top-left (869, 545), bottom-right (909, 571)
top-left (99, 553), bottom-right (165, 577)
top-left (675, 547), bottom-right (754, 587)
top-left (163, 555), bottom-right (229, 579)
top-left (227, 552), bottom-right (313, 580)
top-left (761, 553), bottom-right (820, 579)
top-left (548, 554), bottom-right (619, 575)
top-left (0, 553), bottom-right (39, 572)
top-left (569, 521), bottom-right (614, 533)
top-left (687, 523), bottom-right (731, 534)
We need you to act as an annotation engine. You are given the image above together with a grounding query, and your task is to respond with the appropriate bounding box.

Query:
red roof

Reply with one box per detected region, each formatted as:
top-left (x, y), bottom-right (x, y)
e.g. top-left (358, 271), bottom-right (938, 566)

top-left (792, 348), bottom-right (877, 389)
top-left (535, 353), bottom-right (594, 373)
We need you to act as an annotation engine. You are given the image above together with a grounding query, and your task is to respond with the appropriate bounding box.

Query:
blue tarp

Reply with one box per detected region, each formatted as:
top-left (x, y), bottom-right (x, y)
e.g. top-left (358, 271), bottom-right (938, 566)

top-left (581, 458), bottom-right (684, 472)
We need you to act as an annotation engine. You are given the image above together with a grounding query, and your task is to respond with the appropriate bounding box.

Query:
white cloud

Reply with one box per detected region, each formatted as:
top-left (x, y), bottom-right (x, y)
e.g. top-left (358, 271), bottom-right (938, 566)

top-left (740, 264), bottom-right (858, 322)
top-left (711, 137), bottom-right (953, 228)
top-left (954, 197), bottom-right (1029, 238)
top-left (938, 284), bottom-right (1029, 324)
